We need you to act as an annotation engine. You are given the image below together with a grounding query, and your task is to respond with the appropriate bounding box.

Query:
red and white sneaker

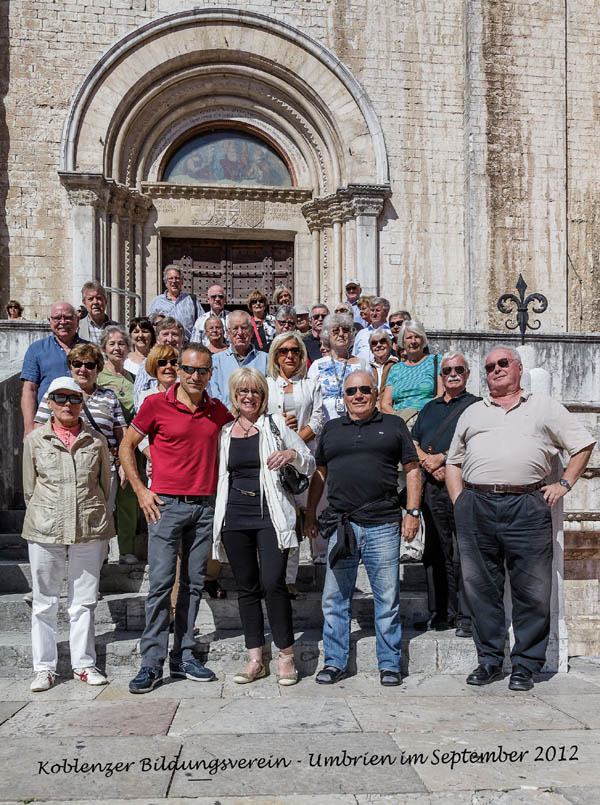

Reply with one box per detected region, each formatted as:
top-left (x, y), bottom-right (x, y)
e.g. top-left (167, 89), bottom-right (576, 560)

top-left (73, 667), bottom-right (109, 686)
top-left (30, 670), bottom-right (57, 692)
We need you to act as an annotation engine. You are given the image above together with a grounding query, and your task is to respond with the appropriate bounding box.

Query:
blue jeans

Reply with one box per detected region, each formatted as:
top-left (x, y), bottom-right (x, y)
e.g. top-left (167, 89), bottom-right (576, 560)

top-left (140, 495), bottom-right (214, 666)
top-left (322, 521), bottom-right (402, 672)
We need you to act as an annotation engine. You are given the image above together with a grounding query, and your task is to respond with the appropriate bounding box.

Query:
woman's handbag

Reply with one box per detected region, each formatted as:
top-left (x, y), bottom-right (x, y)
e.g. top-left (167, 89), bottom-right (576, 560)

top-left (267, 415), bottom-right (309, 495)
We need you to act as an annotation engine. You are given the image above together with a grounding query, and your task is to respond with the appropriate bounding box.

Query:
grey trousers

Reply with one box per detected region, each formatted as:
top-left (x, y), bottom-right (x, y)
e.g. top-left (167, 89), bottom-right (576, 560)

top-left (454, 488), bottom-right (553, 672)
top-left (140, 495), bottom-right (214, 666)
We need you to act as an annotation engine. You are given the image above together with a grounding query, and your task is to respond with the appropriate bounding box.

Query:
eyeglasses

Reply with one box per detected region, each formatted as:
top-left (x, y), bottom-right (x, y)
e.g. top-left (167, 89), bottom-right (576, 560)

top-left (48, 393), bottom-right (83, 405)
top-left (345, 385), bottom-right (374, 396)
top-left (237, 388), bottom-right (262, 397)
top-left (484, 357), bottom-right (515, 374)
top-left (278, 347), bottom-right (300, 356)
top-left (370, 338), bottom-right (389, 347)
top-left (346, 285), bottom-right (359, 291)
top-left (277, 320), bottom-right (296, 327)
top-left (50, 315), bottom-right (75, 322)
top-left (157, 358), bottom-right (178, 367)
top-left (70, 360), bottom-right (97, 370)
top-left (312, 313), bottom-right (327, 320)
top-left (179, 365), bottom-right (210, 377)
top-left (441, 365), bottom-right (466, 376)
top-left (209, 294), bottom-right (225, 299)
top-left (331, 327), bottom-right (351, 334)
top-left (389, 320), bottom-right (404, 329)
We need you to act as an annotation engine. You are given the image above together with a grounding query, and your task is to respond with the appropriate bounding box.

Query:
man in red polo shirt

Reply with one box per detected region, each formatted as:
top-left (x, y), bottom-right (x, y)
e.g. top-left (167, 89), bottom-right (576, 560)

top-left (119, 343), bottom-right (233, 693)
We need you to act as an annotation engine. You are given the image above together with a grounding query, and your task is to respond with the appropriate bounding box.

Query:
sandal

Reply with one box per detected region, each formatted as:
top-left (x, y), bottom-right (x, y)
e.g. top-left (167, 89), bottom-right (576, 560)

top-left (277, 653), bottom-right (298, 686)
top-left (315, 665), bottom-right (346, 685)
top-left (233, 658), bottom-right (266, 685)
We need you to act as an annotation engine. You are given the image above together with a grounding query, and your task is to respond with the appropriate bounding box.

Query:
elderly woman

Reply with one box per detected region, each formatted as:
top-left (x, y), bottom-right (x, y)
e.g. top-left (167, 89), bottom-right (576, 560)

top-left (248, 289), bottom-right (276, 352)
top-left (213, 368), bottom-right (315, 686)
top-left (381, 320), bottom-right (443, 427)
top-left (24, 376), bottom-right (114, 691)
top-left (334, 301), bottom-right (363, 333)
top-left (6, 299), bottom-right (24, 319)
top-left (34, 343), bottom-right (127, 541)
top-left (369, 329), bottom-right (398, 405)
top-left (266, 332), bottom-right (324, 597)
top-left (273, 285), bottom-right (293, 307)
top-left (204, 315), bottom-right (228, 354)
top-left (307, 312), bottom-right (371, 422)
top-left (124, 317), bottom-right (156, 376)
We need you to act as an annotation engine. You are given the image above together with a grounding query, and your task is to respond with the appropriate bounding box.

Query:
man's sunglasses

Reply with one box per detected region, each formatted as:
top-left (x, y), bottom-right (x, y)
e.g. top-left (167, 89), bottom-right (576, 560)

top-left (70, 360), bottom-right (97, 370)
top-left (277, 320), bottom-right (296, 327)
top-left (311, 313), bottom-right (327, 319)
top-left (180, 365), bottom-right (210, 377)
top-left (157, 358), bottom-right (178, 367)
top-left (345, 385), bottom-right (374, 396)
top-left (278, 347), bottom-right (300, 356)
top-left (48, 393), bottom-right (83, 405)
top-left (485, 357), bottom-right (515, 374)
top-left (441, 365), bottom-right (466, 376)
top-left (209, 294), bottom-right (225, 299)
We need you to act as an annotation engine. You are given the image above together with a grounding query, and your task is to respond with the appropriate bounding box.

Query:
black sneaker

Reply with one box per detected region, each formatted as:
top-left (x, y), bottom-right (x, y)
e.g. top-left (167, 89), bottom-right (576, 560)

top-left (129, 665), bottom-right (163, 694)
top-left (169, 657), bottom-right (216, 682)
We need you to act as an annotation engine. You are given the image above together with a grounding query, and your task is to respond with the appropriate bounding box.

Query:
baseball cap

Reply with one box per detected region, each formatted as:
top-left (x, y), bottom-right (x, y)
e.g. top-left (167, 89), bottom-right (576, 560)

top-left (345, 278), bottom-right (361, 288)
top-left (293, 304), bottom-right (310, 315)
top-left (47, 377), bottom-right (82, 396)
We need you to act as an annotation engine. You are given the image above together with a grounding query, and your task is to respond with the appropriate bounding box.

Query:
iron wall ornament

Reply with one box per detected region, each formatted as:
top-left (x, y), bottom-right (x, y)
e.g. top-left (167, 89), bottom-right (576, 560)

top-left (497, 274), bottom-right (548, 345)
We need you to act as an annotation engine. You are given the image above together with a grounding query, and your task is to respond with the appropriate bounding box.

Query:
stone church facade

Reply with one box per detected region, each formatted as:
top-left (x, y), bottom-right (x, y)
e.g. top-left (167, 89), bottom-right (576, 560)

top-left (1, 0), bottom-right (599, 332)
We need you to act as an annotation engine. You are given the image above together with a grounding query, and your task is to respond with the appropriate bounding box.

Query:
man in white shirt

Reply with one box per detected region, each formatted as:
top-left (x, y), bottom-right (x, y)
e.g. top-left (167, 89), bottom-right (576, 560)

top-left (148, 265), bottom-right (199, 338)
top-left (352, 297), bottom-right (391, 363)
top-left (190, 285), bottom-right (229, 345)
top-left (344, 279), bottom-right (363, 326)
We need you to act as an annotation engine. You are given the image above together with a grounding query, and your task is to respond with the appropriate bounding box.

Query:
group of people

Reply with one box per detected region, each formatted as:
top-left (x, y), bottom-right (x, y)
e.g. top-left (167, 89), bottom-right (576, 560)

top-left (18, 268), bottom-right (595, 695)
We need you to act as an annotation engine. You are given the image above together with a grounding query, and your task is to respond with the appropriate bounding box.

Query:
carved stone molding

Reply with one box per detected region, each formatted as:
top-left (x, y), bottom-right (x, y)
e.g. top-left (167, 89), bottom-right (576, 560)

top-left (141, 182), bottom-right (312, 205)
top-left (59, 172), bottom-right (153, 223)
top-left (302, 183), bottom-right (390, 231)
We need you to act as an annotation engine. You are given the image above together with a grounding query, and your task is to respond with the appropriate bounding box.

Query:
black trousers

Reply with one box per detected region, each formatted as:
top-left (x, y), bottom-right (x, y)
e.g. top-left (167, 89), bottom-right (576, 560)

top-left (422, 475), bottom-right (470, 627)
top-left (454, 488), bottom-right (553, 672)
top-left (222, 525), bottom-right (294, 651)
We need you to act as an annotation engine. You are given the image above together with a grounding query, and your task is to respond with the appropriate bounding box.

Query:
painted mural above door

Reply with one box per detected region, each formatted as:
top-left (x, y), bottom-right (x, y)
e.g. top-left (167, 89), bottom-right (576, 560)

top-left (162, 130), bottom-right (293, 188)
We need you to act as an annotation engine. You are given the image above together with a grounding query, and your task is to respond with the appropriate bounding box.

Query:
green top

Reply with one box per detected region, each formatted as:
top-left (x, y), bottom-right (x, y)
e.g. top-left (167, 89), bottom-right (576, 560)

top-left (97, 368), bottom-right (135, 424)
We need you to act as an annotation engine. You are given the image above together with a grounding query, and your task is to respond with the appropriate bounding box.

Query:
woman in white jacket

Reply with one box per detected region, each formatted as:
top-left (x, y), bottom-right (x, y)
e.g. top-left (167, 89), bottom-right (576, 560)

top-left (266, 332), bottom-right (323, 597)
top-left (213, 368), bottom-right (315, 686)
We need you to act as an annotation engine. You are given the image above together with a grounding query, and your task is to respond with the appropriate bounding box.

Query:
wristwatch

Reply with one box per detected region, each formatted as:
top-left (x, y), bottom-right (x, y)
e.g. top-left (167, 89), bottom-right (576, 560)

top-left (406, 508), bottom-right (421, 518)
top-left (559, 479), bottom-right (572, 492)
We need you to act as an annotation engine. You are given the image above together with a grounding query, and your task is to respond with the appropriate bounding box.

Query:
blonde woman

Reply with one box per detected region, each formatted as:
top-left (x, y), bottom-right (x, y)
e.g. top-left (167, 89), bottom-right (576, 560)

top-left (266, 331), bottom-right (323, 597)
top-left (213, 368), bottom-right (315, 685)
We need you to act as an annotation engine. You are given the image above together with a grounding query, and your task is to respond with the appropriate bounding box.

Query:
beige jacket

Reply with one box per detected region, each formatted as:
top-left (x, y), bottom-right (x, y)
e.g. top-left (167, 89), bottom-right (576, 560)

top-left (22, 419), bottom-right (115, 545)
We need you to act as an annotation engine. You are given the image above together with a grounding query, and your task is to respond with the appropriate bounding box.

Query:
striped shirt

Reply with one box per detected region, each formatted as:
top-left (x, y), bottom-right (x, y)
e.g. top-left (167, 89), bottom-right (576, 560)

top-left (34, 386), bottom-right (127, 468)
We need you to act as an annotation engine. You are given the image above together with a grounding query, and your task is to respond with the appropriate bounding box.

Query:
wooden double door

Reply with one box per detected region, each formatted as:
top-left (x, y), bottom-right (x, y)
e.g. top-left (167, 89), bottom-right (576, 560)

top-left (162, 238), bottom-right (294, 309)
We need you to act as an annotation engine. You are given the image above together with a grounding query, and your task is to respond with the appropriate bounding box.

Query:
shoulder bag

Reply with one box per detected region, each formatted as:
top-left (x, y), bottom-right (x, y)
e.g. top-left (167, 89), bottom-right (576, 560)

top-left (267, 415), bottom-right (309, 495)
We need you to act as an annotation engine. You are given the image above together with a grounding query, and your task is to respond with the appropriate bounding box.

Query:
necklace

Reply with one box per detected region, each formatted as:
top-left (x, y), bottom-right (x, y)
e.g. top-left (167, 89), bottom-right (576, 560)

top-left (237, 417), bottom-right (257, 438)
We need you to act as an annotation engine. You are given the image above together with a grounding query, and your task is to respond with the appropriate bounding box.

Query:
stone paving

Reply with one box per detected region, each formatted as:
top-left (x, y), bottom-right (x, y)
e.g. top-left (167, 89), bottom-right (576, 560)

top-left (1, 658), bottom-right (600, 803)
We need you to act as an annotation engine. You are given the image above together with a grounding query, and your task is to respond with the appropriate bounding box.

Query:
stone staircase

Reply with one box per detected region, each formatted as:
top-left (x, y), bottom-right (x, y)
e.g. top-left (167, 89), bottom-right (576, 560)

top-left (0, 512), bottom-right (480, 678)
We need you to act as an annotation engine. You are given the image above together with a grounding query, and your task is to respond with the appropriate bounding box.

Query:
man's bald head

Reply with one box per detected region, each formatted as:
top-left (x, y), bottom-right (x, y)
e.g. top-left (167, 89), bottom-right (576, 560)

top-left (344, 370), bottom-right (377, 421)
top-left (48, 301), bottom-right (78, 343)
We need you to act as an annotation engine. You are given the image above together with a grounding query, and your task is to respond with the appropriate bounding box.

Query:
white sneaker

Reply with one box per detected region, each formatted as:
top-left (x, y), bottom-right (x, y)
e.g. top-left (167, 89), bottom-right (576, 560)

top-left (30, 670), bottom-right (57, 692)
top-left (73, 667), bottom-right (109, 686)
top-left (119, 554), bottom-right (138, 565)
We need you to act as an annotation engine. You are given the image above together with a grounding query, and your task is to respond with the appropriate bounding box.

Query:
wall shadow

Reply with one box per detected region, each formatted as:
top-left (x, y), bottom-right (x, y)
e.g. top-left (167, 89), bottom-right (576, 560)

top-left (0, 0), bottom-right (9, 312)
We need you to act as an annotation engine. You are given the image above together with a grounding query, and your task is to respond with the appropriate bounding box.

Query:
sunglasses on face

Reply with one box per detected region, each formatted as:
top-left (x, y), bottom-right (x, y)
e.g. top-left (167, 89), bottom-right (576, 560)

top-left (332, 327), bottom-right (351, 334)
top-left (370, 338), bottom-right (389, 347)
top-left (312, 313), bottom-right (327, 320)
top-left (209, 294), bottom-right (225, 299)
top-left (278, 347), bottom-right (300, 356)
top-left (157, 358), bottom-right (178, 367)
top-left (49, 393), bottom-right (83, 405)
top-left (237, 388), bottom-right (262, 397)
top-left (389, 320), bottom-right (403, 329)
top-left (485, 357), bottom-right (515, 374)
top-left (71, 360), bottom-right (97, 370)
top-left (345, 385), bottom-right (374, 397)
top-left (179, 365), bottom-right (210, 377)
top-left (441, 365), bottom-right (466, 376)
top-left (277, 320), bottom-right (296, 327)
top-left (50, 315), bottom-right (75, 322)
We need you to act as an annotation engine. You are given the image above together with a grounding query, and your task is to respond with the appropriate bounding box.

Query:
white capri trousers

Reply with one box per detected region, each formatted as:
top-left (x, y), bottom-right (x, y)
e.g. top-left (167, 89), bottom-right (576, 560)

top-left (28, 540), bottom-right (107, 671)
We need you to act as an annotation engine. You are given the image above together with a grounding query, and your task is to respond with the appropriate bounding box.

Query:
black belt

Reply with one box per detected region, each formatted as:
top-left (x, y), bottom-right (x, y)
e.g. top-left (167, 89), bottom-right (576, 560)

top-left (161, 494), bottom-right (212, 504)
top-left (464, 481), bottom-right (544, 495)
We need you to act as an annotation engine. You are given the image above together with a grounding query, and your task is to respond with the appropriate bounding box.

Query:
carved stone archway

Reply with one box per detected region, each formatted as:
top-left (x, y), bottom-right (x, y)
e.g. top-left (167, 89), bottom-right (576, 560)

top-left (59, 8), bottom-right (390, 315)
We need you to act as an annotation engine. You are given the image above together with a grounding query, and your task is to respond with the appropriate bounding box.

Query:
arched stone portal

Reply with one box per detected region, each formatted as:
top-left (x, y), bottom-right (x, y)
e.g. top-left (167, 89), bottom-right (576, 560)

top-left (58, 8), bottom-right (390, 317)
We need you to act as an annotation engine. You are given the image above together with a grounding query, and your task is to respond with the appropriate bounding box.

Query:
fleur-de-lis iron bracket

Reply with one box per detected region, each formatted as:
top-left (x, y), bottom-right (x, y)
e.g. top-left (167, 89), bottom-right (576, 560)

top-left (497, 274), bottom-right (548, 345)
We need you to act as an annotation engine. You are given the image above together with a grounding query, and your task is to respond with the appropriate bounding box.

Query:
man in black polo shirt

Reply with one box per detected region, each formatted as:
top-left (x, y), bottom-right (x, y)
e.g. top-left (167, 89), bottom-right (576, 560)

top-left (306, 371), bottom-right (421, 686)
top-left (412, 351), bottom-right (480, 636)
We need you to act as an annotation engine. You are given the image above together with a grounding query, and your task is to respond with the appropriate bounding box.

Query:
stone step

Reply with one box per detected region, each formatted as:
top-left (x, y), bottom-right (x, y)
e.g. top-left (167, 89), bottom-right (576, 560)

top-left (0, 533), bottom-right (27, 561)
top-left (0, 558), bottom-right (428, 595)
top-left (0, 626), bottom-right (478, 678)
top-left (0, 510), bottom-right (25, 533)
top-left (0, 589), bottom-right (431, 633)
